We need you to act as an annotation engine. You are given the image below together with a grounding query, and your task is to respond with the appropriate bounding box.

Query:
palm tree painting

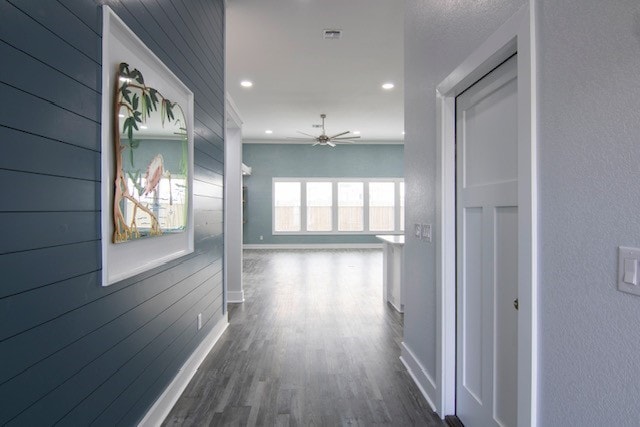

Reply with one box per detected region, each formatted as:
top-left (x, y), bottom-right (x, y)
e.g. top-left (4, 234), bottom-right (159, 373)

top-left (112, 63), bottom-right (189, 244)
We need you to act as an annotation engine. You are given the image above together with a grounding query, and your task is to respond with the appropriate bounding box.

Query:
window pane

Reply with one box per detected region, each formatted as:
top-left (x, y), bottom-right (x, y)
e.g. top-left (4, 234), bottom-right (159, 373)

top-left (369, 182), bottom-right (395, 231)
top-left (399, 182), bottom-right (405, 231)
top-left (338, 182), bottom-right (363, 231)
top-left (274, 182), bottom-right (301, 231)
top-left (306, 182), bottom-right (332, 231)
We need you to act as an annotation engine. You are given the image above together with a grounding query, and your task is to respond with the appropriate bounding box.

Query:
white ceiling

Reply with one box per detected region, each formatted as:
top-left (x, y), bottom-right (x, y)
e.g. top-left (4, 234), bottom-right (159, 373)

top-left (225, 0), bottom-right (404, 143)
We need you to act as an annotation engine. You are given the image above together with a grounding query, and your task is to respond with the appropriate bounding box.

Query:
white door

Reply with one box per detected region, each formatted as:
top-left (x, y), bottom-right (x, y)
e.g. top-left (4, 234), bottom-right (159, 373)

top-left (455, 55), bottom-right (519, 427)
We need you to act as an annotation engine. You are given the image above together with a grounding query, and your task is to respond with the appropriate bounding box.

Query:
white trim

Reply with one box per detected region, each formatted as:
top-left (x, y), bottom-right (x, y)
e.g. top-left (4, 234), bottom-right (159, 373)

top-left (225, 94), bottom-right (244, 127)
top-left (399, 342), bottom-right (437, 412)
top-left (224, 94), bottom-right (244, 313)
top-left (434, 4), bottom-right (537, 425)
top-left (243, 243), bottom-right (383, 250)
top-left (137, 316), bottom-right (229, 427)
top-left (226, 290), bottom-right (245, 303)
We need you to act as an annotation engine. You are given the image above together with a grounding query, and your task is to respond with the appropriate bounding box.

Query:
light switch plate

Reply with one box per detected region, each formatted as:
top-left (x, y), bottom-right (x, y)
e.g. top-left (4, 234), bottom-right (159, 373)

top-left (618, 247), bottom-right (640, 296)
top-left (414, 223), bottom-right (422, 238)
top-left (421, 224), bottom-right (432, 242)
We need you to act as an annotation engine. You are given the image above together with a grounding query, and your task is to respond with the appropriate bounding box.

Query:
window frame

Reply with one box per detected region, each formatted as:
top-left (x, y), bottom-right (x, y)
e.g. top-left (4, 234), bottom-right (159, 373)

top-left (272, 177), bottom-right (405, 235)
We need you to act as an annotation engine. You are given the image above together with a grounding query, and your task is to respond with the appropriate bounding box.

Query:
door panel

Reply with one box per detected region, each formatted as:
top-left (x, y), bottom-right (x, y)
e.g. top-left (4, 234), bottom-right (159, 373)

top-left (456, 54), bottom-right (518, 427)
top-left (462, 207), bottom-right (483, 402)
top-left (462, 66), bottom-right (518, 188)
top-left (494, 206), bottom-right (518, 427)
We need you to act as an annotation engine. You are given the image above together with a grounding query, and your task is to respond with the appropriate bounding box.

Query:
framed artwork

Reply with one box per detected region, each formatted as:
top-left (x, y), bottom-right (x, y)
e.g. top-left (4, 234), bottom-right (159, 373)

top-left (101, 7), bottom-right (194, 286)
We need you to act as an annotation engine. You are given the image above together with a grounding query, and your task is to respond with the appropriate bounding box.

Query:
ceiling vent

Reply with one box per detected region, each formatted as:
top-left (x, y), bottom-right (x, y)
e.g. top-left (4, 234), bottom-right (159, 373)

top-left (323, 29), bottom-right (342, 40)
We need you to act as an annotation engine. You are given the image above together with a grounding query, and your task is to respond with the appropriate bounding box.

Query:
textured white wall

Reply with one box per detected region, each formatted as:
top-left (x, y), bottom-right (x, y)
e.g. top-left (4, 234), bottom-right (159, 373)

top-left (404, 0), bottom-right (525, 402)
top-left (537, 0), bottom-right (640, 424)
top-left (406, 0), bottom-right (640, 423)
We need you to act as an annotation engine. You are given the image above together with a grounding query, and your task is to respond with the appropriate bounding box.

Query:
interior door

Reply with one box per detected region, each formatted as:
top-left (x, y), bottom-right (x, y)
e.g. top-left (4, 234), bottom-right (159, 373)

top-left (455, 54), bottom-right (519, 427)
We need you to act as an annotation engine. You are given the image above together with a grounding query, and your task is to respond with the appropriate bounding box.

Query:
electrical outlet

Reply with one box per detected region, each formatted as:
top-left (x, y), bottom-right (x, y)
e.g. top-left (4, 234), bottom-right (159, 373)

top-left (414, 223), bottom-right (422, 238)
top-left (197, 313), bottom-right (202, 330)
top-left (421, 224), bottom-right (432, 242)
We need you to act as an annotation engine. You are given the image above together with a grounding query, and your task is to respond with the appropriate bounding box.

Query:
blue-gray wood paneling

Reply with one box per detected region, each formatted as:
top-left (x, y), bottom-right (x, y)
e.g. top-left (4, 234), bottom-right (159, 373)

top-left (0, 0), bottom-right (226, 424)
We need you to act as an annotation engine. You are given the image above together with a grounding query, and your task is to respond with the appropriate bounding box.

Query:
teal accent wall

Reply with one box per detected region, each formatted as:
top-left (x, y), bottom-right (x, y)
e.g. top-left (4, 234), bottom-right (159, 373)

top-left (242, 143), bottom-right (404, 245)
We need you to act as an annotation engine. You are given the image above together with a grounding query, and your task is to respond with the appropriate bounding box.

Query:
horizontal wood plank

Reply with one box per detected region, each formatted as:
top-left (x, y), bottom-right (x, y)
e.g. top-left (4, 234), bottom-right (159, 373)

top-left (8, 0), bottom-right (101, 63)
top-left (0, 1), bottom-right (99, 89)
top-left (0, 271), bottom-right (99, 341)
top-left (0, 211), bottom-right (99, 255)
top-left (0, 240), bottom-right (100, 298)
top-left (0, 126), bottom-right (100, 181)
top-left (0, 42), bottom-right (100, 122)
top-left (0, 170), bottom-right (98, 212)
top-left (0, 83), bottom-right (100, 151)
top-left (56, 0), bottom-right (102, 35)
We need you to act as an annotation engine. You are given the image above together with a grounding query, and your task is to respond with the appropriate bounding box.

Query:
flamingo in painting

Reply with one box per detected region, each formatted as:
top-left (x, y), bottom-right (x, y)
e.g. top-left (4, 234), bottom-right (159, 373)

top-left (143, 154), bottom-right (164, 196)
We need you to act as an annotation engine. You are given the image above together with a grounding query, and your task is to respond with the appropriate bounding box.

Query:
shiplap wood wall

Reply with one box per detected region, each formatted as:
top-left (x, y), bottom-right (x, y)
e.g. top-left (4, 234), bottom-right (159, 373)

top-left (0, 0), bottom-right (226, 424)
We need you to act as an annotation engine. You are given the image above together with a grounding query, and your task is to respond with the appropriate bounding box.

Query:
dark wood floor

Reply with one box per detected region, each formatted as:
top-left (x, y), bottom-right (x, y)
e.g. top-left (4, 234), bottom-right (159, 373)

top-left (163, 249), bottom-right (444, 426)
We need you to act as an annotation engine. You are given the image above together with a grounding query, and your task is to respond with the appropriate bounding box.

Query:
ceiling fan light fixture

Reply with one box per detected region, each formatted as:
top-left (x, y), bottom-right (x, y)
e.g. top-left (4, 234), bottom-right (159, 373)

top-left (382, 82), bottom-right (395, 90)
top-left (287, 114), bottom-right (360, 147)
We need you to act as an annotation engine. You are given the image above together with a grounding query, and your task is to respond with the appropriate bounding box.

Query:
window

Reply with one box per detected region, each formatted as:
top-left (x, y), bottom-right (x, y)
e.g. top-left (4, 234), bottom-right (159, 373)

top-left (369, 182), bottom-right (395, 231)
top-left (273, 178), bottom-right (404, 235)
top-left (274, 181), bottom-right (301, 231)
top-left (338, 182), bottom-right (364, 231)
top-left (399, 181), bottom-right (405, 231)
top-left (306, 182), bottom-right (332, 231)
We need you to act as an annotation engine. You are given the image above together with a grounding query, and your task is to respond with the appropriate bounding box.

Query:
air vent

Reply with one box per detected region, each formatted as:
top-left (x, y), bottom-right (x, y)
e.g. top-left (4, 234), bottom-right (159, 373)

top-left (323, 29), bottom-right (342, 40)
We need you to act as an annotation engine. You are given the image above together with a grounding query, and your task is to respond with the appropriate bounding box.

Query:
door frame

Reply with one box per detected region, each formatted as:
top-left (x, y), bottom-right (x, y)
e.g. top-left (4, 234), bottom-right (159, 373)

top-left (435, 4), bottom-right (538, 426)
top-left (224, 94), bottom-right (245, 310)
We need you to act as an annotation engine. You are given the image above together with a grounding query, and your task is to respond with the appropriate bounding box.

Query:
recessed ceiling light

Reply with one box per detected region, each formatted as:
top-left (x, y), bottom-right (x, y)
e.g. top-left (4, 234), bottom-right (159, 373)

top-left (265, 129), bottom-right (273, 134)
top-left (140, 125), bottom-right (148, 130)
top-left (382, 82), bottom-right (395, 90)
top-left (353, 130), bottom-right (361, 135)
top-left (240, 80), bottom-right (253, 88)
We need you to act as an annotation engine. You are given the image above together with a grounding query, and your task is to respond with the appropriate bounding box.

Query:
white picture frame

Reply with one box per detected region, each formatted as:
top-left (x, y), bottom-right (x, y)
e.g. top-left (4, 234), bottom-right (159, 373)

top-left (101, 6), bottom-right (194, 286)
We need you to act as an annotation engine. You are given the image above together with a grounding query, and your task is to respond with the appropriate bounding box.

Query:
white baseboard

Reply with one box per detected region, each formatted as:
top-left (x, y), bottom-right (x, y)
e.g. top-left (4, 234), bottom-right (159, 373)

top-left (243, 243), bottom-right (383, 250)
top-left (227, 290), bottom-right (245, 303)
top-left (399, 341), bottom-right (439, 414)
top-left (138, 315), bottom-right (229, 427)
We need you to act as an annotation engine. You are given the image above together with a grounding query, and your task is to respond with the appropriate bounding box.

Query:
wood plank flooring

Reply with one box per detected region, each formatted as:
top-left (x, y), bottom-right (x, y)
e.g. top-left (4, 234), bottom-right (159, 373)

top-left (163, 249), bottom-right (444, 426)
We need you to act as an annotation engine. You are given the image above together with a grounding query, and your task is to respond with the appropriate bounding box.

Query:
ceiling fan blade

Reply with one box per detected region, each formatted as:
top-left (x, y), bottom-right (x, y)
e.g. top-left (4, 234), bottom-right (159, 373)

top-left (297, 131), bottom-right (318, 138)
top-left (332, 136), bottom-right (361, 140)
top-left (287, 137), bottom-right (317, 141)
top-left (327, 141), bottom-right (336, 147)
top-left (328, 131), bottom-right (350, 139)
top-left (335, 140), bottom-right (357, 144)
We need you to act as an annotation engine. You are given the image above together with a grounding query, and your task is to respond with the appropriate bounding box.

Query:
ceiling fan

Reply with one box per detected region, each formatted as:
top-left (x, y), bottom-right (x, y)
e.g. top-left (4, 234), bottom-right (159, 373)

top-left (287, 114), bottom-right (360, 147)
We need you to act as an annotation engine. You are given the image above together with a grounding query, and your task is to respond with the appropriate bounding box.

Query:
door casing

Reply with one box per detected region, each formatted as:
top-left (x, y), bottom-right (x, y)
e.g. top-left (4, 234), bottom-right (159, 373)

top-left (434, 4), bottom-right (538, 426)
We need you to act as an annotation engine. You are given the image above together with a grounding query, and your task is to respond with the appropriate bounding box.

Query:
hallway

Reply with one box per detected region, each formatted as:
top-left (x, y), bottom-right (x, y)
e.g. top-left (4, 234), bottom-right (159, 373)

top-left (163, 249), bottom-right (442, 426)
